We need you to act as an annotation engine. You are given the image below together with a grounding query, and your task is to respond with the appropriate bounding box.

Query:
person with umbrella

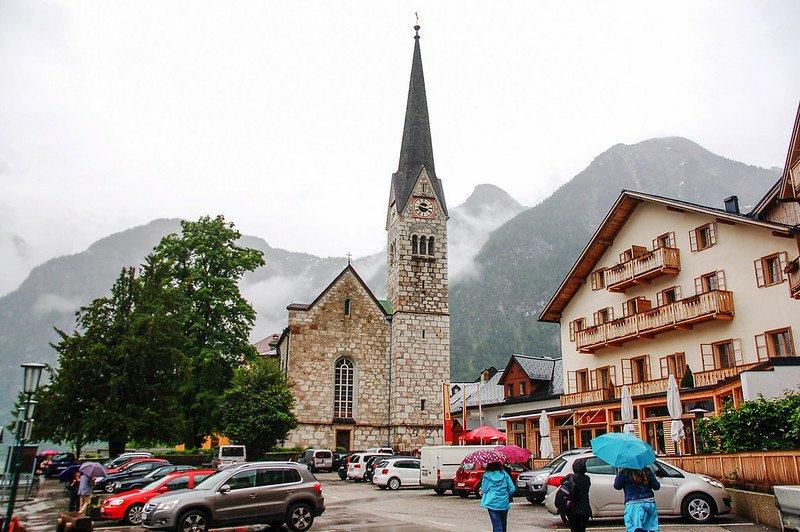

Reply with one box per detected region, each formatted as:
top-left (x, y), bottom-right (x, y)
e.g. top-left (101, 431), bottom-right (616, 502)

top-left (77, 469), bottom-right (93, 515)
top-left (479, 455), bottom-right (516, 532)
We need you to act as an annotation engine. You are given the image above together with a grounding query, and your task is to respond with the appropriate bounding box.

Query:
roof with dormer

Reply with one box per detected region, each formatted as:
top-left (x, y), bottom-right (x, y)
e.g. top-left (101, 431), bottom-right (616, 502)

top-left (391, 25), bottom-right (448, 217)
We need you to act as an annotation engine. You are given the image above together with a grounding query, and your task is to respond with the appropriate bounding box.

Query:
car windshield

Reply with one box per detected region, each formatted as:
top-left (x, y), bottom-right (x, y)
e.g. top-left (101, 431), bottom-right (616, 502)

top-left (191, 470), bottom-right (226, 490)
top-left (460, 463), bottom-right (477, 471)
top-left (144, 466), bottom-right (171, 479)
top-left (221, 447), bottom-right (244, 457)
top-left (53, 453), bottom-right (72, 461)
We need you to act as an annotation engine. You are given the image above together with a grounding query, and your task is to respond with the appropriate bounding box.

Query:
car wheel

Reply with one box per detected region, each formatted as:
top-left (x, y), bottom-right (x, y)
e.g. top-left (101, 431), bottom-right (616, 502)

top-left (526, 495), bottom-right (544, 504)
top-left (683, 492), bottom-right (715, 524)
top-left (287, 503), bottom-right (315, 532)
top-left (124, 503), bottom-right (145, 525)
top-left (433, 488), bottom-right (446, 495)
top-left (177, 510), bottom-right (210, 532)
top-left (388, 477), bottom-right (401, 490)
top-left (475, 484), bottom-right (483, 498)
top-left (457, 490), bottom-right (469, 498)
top-left (103, 483), bottom-right (115, 494)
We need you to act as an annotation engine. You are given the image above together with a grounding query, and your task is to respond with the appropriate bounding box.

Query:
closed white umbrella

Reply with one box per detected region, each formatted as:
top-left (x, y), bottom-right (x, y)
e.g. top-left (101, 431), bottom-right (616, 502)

top-left (539, 410), bottom-right (554, 459)
top-left (667, 374), bottom-right (685, 452)
top-left (621, 385), bottom-right (636, 434)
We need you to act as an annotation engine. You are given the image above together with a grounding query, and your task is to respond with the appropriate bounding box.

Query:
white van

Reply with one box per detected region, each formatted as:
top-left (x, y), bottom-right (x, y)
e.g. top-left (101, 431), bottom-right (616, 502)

top-left (420, 445), bottom-right (497, 494)
top-left (211, 445), bottom-right (247, 469)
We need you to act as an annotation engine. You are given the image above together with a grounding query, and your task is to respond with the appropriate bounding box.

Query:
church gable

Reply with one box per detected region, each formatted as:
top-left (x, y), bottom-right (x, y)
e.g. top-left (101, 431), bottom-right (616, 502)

top-left (295, 265), bottom-right (388, 322)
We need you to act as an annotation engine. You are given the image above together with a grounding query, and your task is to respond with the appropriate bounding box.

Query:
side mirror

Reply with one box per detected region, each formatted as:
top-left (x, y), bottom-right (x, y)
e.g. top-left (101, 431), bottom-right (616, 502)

top-left (157, 486), bottom-right (169, 493)
top-left (219, 484), bottom-right (231, 494)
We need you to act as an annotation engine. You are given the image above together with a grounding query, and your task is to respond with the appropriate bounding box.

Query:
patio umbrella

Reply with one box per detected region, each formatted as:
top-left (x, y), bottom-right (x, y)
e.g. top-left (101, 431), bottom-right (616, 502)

top-left (591, 432), bottom-right (656, 469)
top-left (79, 461), bottom-right (107, 479)
top-left (538, 411), bottom-right (554, 459)
top-left (667, 374), bottom-right (685, 451)
top-left (621, 385), bottom-right (636, 435)
top-left (58, 464), bottom-right (80, 483)
top-left (461, 449), bottom-right (508, 465)
top-left (495, 445), bottom-right (532, 464)
top-left (462, 425), bottom-right (506, 444)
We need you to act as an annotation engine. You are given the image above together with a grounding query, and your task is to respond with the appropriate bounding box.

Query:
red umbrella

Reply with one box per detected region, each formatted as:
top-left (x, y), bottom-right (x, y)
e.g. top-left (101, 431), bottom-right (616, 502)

top-left (39, 450), bottom-right (59, 457)
top-left (462, 425), bottom-right (507, 444)
top-left (495, 445), bottom-right (532, 464)
top-left (461, 449), bottom-right (507, 465)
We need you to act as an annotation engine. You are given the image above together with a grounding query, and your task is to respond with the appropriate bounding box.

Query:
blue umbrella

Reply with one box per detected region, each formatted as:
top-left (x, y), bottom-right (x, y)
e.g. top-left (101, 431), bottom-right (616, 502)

top-left (58, 464), bottom-right (80, 483)
top-left (591, 432), bottom-right (656, 469)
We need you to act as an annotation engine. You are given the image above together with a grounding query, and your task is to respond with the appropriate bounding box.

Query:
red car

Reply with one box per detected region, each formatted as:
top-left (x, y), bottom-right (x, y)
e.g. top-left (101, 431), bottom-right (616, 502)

top-left (454, 462), bottom-right (530, 498)
top-left (106, 457), bottom-right (167, 475)
top-left (100, 469), bottom-right (215, 525)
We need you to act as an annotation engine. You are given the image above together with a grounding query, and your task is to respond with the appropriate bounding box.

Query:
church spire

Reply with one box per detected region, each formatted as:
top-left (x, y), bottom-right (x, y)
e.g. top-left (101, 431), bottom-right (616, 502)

top-left (392, 21), bottom-right (448, 216)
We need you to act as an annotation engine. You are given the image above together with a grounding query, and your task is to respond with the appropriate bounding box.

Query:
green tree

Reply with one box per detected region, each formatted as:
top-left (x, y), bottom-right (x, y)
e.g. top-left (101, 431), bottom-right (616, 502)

top-left (218, 357), bottom-right (296, 459)
top-left (150, 215), bottom-right (265, 446)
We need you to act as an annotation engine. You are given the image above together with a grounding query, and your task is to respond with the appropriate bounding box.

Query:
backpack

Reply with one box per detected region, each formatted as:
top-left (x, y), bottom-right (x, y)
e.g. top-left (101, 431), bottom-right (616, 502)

top-left (554, 473), bottom-right (575, 513)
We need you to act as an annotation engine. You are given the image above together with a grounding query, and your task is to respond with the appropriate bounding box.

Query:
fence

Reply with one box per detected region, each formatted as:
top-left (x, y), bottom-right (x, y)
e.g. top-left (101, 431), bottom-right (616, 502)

top-left (661, 451), bottom-right (800, 492)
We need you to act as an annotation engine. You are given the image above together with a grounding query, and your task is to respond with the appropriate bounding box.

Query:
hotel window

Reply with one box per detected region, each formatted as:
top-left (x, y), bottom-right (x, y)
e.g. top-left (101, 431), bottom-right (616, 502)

top-left (334, 358), bottom-right (355, 418)
top-left (701, 339), bottom-right (743, 371)
top-left (576, 369), bottom-right (590, 392)
top-left (689, 223), bottom-right (717, 252)
top-left (656, 285), bottom-right (682, 306)
top-left (623, 297), bottom-right (651, 317)
top-left (569, 317), bottom-right (587, 342)
top-left (622, 355), bottom-right (650, 384)
top-left (593, 307), bottom-right (614, 326)
top-left (659, 352), bottom-right (686, 379)
top-left (755, 328), bottom-right (795, 360)
top-left (590, 269), bottom-right (606, 291)
top-left (592, 365), bottom-right (615, 390)
top-left (652, 231), bottom-right (676, 249)
top-left (754, 252), bottom-right (788, 287)
top-left (694, 270), bottom-right (726, 294)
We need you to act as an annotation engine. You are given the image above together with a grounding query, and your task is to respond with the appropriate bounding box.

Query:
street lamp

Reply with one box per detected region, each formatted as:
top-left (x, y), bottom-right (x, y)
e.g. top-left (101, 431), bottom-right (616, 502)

top-left (3, 363), bottom-right (44, 532)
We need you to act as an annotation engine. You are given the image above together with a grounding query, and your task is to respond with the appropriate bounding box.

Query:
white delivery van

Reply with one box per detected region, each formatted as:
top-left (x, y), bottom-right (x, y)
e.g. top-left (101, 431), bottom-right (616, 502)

top-left (211, 445), bottom-right (247, 469)
top-left (420, 445), bottom-right (497, 494)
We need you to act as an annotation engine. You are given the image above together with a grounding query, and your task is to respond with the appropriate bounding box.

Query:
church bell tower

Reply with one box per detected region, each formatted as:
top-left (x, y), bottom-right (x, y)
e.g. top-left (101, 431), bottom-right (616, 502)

top-left (386, 22), bottom-right (450, 448)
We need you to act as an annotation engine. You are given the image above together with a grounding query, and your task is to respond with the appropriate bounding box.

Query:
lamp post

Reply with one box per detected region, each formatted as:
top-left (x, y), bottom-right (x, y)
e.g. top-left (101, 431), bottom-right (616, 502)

top-left (3, 363), bottom-right (44, 532)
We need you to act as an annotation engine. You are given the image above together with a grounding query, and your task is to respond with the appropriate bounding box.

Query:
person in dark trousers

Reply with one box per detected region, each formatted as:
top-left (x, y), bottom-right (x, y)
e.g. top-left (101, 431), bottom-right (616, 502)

top-left (613, 466), bottom-right (661, 532)
top-left (568, 458), bottom-right (592, 532)
top-left (480, 461), bottom-right (516, 532)
top-left (66, 471), bottom-right (81, 512)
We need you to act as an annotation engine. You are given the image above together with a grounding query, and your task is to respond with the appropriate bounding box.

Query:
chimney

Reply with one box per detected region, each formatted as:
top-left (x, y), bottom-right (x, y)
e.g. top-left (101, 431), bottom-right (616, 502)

top-left (724, 195), bottom-right (739, 215)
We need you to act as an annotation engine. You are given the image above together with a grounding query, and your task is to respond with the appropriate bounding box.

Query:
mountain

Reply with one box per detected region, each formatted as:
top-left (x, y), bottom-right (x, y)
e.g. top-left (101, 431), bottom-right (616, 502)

top-left (0, 184), bottom-right (525, 422)
top-left (449, 137), bottom-right (781, 380)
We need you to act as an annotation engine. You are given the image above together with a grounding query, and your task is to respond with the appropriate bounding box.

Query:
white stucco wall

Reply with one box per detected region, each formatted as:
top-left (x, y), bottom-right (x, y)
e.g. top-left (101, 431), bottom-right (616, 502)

top-left (741, 367), bottom-right (800, 400)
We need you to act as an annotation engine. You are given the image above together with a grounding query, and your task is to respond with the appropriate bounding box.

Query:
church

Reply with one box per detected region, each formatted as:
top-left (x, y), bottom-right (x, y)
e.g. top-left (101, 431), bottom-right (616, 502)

top-left (275, 24), bottom-right (451, 452)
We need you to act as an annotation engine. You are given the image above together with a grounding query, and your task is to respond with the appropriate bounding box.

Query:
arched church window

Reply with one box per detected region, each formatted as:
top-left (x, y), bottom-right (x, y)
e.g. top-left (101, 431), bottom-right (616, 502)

top-left (412, 235), bottom-right (418, 255)
top-left (334, 358), bottom-right (354, 418)
top-left (419, 236), bottom-right (427, 255)
top-left (344, 298), bottom-right (351, 316)
top-left (428, 236), bottom-right (435, 256)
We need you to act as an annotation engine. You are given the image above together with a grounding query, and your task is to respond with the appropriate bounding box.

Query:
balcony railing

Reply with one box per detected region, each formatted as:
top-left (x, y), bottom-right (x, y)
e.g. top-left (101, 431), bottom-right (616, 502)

top-left (789, 263), bottom-right (800, 300)
top-left (693, 362), bottom-right (762, 387)
top-left (561, 386), bottom-right (614, 406)
top-left (603, 247), bottom-right (681, 293)
top-left (575, 290), bottom-right (735, 353)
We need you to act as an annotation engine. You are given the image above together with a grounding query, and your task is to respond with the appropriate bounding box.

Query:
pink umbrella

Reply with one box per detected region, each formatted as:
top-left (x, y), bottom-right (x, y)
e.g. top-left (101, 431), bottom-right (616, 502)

top-left (495, 445), bottom-right (532, 464)
top-left (461, 449), bottom-right (508, 465)
top-left (462, 425), bottom-right (507, 444)
top-left (39, 450), bottom-right (59, 457)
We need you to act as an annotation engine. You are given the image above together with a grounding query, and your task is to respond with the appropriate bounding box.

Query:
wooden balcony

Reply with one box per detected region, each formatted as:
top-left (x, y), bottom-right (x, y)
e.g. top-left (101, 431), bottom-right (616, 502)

top-left (613, 378), bottom-right (669, 397)
top-left (561, 386), bottom-right (614, 406)
top-left (693, 362), bottom-right (762, 387)
top-left (575, 290), bottom-right (735, 353)
top-left (789, 263), bottom-right (800, 300)
top-left (604, 247), bottom-right (681, 293)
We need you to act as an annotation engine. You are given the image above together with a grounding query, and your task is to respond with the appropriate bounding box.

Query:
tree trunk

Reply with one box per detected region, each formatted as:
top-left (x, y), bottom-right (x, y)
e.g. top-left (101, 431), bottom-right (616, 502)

top-left (108, 436), bottom-right (127, 458)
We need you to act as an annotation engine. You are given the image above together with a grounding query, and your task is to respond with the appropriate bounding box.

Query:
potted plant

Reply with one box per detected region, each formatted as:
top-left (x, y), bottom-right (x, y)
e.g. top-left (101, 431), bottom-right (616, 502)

top-left (784, 258), bottom-right (799, 274)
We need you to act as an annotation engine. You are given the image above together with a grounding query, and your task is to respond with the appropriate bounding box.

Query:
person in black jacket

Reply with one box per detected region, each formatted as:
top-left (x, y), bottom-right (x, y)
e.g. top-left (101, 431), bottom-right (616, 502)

top-left (66, 471), bottom-right (81, 512)
top-left (568, 458), bottom-right (592, 532)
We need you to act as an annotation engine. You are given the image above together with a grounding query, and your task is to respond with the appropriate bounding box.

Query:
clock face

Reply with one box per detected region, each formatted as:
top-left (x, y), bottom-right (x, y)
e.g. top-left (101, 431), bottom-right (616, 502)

top-left (413, 197), bottom-right (435, 218)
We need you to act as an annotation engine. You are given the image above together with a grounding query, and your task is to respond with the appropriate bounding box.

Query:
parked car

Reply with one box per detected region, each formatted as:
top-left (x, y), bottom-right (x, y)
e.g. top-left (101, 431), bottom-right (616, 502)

top-left (103, 452), bottom-right (155, 471)
top-left (419, 445), bottom-right (498, 494)
top-left (96, 459), bottom-right (169, 493)
top-left (338, 455), bottom-right (353, 480)
top-left (372, 457), bottom-right (421, 490)
top-left (365, 447), bottom-right (394, 455)
top-left (453, 461), bottom-right (531, 498)
top-left (43, 452), bottom-right (77, 478)
top-left (516, 448), bottom-right (589, 504)
top-left (332, 452), bottom-right (354, 473)
top-left (347, 453), bottom-right (391, 481)
top-left (107, 457), bottom-right (164, 475)
top-left (112, 465), bottom-right (195, 493)
top-left (210, 444), bottom-right (247, 469)
top-left (543, 451), bottom-right (732, 524)
top-left (100, 469), bottom-right (215, 525)
top-left (140, 461), bottom-right (325, 532)
top-left (298, 449), bottom-right (334, 472)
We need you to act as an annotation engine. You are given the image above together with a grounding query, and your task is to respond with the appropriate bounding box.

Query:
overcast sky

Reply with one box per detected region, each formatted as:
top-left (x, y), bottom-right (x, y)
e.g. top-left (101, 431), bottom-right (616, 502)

top-left (1, 1), bottom-right (799, 296)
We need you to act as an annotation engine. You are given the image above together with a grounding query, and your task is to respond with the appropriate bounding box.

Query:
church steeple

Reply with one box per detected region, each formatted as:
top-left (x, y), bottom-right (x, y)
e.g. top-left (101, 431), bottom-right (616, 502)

top-left (392, 22), bottom-right (448, 216)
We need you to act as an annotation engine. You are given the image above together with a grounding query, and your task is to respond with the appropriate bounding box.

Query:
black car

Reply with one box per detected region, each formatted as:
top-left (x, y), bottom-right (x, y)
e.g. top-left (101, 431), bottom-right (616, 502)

top-left (111, 465), bottom-right (195, 493)
top-left (44, 452), bottom-right (77, 478)
top-left (337, 455), bottom-right (354, 480)
top-left (96, 460), bottom-right (169, 493)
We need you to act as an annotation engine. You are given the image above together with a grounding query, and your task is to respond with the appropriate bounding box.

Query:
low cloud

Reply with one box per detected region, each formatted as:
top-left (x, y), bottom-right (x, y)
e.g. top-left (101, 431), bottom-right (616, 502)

top-left (32, 293), bottom-right (81, 316)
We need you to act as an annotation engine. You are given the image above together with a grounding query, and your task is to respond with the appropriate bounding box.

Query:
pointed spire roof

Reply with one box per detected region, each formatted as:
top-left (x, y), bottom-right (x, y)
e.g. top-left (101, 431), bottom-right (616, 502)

top-left (392, 23), bottom-right (448, 216)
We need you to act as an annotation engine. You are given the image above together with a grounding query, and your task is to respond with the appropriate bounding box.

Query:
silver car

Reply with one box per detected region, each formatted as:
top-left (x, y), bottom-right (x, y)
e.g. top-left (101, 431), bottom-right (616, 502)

top-left (517, 448), bottom-right (589, 503)
top-left (543, 451), bottom-right (732, 524)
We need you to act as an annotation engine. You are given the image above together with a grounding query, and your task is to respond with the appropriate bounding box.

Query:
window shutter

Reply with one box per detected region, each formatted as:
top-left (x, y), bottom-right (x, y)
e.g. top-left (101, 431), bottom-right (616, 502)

top-left (590, 370), bottom-right (597, 390)
top-left (709, 223), bottom-right (717, 245)
top-left (669, 232), bottom-right (676, 248)
top-left (644, 354), bottom-right (652, 381)
top-left (675, 285), bottom-right (682, 300)
top-left (593, 311), bottom-right (600, 326)
top-left (656, 291), bottom-right (664, 307)
top-left (779, 252), bottom-right (788, 283)
top-left (660, 356), bottom-right (669, 378)
top-left (608, 306), bottom-right (615, 321)
top-left (622, 300), bottom-right (631, 318)
top-left (569, 321), bottom-right (575, 342)
top-left (733, 338), bottom-right (744, 366)
top-left (567, 371), bottom-right (577, 394)
top-left (652, 237), bottom-right (658, 249)
top-left (689, 229), bottom-right (698, 252)
top-left (701, 344), bottom-right (714, 371)
top-left (621, 358), bottom-right (632, 384)
top-left (694, 276), bottom-right (703, 295)
top-left (609, 365), bottom-right (617, 386)
top-left (717, 270), bottom-right (727, 291)
top-left (591, 271), bottom-right (599, 291)
top-left (754, 258), bottom-right (766, 287)
top-left (755, 334), bottom-right (768, 360)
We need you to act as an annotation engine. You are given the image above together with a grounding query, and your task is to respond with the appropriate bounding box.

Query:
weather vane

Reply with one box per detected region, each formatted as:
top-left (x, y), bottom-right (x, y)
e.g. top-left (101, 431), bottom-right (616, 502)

top-left (414, 12), bottom-right (420, 36)
top-left (346, 252), bottom-right (352, 265)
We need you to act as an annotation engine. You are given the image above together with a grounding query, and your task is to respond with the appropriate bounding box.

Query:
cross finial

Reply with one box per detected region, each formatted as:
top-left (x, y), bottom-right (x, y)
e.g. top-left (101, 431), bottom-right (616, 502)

top-left (346, 252), bottom-right (352, 265)
top-left (414, 12), bottom-right (420, 38)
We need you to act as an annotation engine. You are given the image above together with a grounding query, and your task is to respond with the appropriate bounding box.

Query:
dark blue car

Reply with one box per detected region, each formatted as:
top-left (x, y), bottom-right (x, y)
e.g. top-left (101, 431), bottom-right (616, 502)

top-left (44, 452), bottom-right (77, 478)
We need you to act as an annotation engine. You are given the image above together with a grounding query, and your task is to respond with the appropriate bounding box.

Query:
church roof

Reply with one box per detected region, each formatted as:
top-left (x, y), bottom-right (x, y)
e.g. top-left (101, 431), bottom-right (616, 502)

top-left (392, 25), bottom-right (448, 217)
top-left (285, 264), bottom-right (388, 317)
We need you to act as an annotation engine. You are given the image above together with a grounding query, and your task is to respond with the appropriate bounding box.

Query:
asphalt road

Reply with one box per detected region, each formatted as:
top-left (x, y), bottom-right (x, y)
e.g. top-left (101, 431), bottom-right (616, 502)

top-left (12, 472), bottom-right (779, 532)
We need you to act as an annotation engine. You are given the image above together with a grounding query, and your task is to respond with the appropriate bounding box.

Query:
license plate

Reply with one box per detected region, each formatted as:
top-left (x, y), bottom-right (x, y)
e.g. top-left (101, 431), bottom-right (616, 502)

top-left (457, 482), bottom-right (465, 487)
top-left (517, 481), bottom-right (526, 487)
